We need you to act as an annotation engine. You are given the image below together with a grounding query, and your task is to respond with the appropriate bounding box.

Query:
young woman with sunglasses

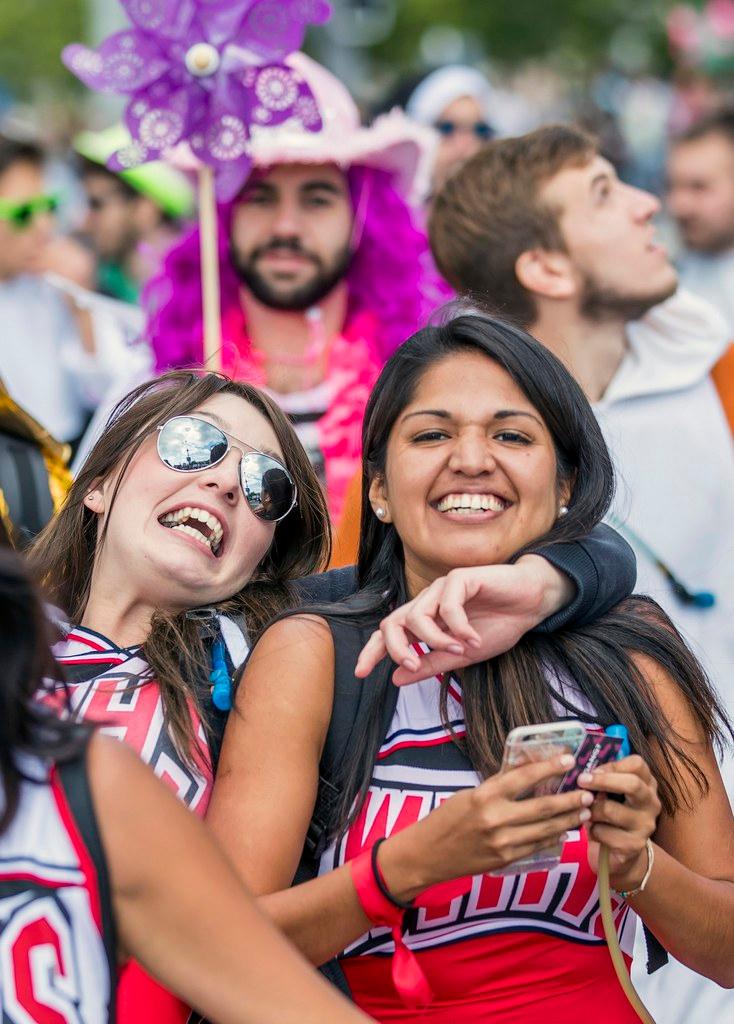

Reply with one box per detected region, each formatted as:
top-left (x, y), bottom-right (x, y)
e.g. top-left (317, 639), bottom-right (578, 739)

top-left (0, 546), bottom-right (376, 1024)
top-left (28, 369), bottom-right (328, 1024)
top-left (207, 317), bottom-right (734, 1023)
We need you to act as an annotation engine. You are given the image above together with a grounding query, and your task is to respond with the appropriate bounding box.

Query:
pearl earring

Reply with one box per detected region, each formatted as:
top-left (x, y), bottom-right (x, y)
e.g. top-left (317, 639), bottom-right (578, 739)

top-left (558, 505), bottom-right (569, 517)
top-left (375, 507), bottom-right (386, 519)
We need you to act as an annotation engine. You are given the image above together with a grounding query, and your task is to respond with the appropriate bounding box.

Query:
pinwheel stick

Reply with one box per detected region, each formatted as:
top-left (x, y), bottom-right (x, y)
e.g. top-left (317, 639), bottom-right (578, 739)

top-left (198, 164), bottom-right (222, 371)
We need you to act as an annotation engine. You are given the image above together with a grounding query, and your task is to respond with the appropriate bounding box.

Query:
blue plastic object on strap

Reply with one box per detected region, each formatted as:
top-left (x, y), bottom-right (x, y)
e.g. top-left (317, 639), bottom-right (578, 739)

top-left (605, 723), bottom-right (631, 759)
top-left (210, 636), bottom-right (232, 711)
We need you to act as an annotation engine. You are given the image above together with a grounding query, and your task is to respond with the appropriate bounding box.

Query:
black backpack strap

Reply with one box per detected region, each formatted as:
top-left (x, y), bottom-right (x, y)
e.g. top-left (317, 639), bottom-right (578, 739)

top-left (0, 432), bottom-right (54, 544)
top-left (56, 740), bottom-right (118, 1021)
top-left (185, 608), bottom-right (249, 773)
top-left (301, 615), bottom-right (399, 865)
top-left (292, 614), bottom-right (399, 998)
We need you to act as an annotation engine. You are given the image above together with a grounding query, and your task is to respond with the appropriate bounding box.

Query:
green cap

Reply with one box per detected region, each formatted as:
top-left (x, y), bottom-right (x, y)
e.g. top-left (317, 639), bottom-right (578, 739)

top-left (74, 124), bottom-right (195, 220)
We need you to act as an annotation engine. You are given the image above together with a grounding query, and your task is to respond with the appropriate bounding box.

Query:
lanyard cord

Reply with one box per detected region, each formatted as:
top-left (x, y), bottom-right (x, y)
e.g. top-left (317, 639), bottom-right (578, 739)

top-left (598, 846), bottom-right (655, 1023)
top-left (608, 516), bottom-right (715, 609)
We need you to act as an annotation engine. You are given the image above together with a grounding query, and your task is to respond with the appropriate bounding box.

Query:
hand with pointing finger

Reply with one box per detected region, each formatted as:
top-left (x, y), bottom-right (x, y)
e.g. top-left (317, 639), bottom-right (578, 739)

top-left (355, 557), bottom-right (574, 685)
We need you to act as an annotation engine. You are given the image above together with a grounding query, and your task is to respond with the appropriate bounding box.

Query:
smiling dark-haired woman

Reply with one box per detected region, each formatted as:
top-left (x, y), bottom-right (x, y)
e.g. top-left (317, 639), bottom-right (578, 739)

top-left (209, 315), bottom-right (734, 1023)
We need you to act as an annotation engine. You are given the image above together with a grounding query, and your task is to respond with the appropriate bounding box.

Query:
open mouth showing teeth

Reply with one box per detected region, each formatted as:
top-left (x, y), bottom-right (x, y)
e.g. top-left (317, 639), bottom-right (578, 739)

top-left (435, 493), bottom-right (511, 514)
top-left (159, 506), bottom-right (224, 556)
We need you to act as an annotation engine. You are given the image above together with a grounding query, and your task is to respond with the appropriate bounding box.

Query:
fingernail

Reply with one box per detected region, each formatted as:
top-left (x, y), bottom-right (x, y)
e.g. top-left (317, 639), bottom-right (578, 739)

top-left (560, 754), bottom-right (575, 768)
top-left (447, 644), bottom-right (464, 654)
top-left (581, 791), bottom-right (594, 806)
top-left (403, 658), bottom-right (419, 670)
top-left (468, 637), bottom-right (482, 648)
top-left (578, 772), bottom-right (593, 784)
top-left (579, 809), bottom-right (592, 822)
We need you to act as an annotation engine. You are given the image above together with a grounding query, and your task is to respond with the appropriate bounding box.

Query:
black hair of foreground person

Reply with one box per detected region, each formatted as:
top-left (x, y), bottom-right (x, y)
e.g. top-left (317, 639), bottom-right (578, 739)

top-left (310, 314), bottom-right (731, 832)
top-left (0, 548), bottom-right (87, 834)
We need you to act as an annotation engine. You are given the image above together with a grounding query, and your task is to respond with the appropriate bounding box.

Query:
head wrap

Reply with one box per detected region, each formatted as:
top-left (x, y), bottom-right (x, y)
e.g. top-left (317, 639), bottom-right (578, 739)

top-left (406, 65), bottom-right (495, 129)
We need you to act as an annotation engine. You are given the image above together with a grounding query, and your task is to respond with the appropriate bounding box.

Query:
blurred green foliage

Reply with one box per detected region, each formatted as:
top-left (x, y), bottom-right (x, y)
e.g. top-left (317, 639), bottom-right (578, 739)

top-left (370, 0), bottom-right (673, 73)
top-left (0, 0), bottom-right (677, 105)
top-left (0, 0), bottom-right (86, 100)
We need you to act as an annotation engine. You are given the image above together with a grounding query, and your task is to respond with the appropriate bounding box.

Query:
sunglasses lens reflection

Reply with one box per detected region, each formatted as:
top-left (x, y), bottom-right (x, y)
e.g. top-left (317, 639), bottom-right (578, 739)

top-left (158, 418), bottom-right (228, 471)
top-left (241, 453), bottom-right (295, 522)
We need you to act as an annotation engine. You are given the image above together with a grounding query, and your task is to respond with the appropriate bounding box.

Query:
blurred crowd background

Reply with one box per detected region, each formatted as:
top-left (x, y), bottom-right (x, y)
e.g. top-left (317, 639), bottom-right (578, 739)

top-left (6, 0), bottom-right (734, 203)
top-left (6, 0), bottom-right (734, 244)
top-left (4, 0), bottom-right (734, 459)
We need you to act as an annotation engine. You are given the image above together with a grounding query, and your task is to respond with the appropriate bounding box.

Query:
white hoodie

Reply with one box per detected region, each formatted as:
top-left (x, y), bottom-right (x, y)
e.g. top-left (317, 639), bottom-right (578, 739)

top-left (596, 290), bottom-right (734, 716)
top-left (596, 290), bottom-right (734, 1024)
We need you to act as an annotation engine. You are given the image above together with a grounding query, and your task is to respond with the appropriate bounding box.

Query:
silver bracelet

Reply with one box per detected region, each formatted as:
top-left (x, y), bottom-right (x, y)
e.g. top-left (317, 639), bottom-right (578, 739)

top-left (615, 838), bottom-right (654, 900)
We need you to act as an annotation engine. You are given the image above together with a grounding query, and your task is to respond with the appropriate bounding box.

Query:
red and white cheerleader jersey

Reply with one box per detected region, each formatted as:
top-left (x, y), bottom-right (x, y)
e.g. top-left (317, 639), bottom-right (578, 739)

top-left (0, 751), bottom-right (115, 1023)
top-left (50, 624), bottom-right (221, 1024)
top-left (52, 625), bottom-right (212, 816)
top-left (319, 664), bottom-right (640, 1023)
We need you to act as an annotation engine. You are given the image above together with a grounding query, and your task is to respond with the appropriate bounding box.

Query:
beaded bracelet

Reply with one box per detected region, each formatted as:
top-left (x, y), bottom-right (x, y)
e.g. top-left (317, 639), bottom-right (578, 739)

top-left (615, 839), bottom-right (654, 900)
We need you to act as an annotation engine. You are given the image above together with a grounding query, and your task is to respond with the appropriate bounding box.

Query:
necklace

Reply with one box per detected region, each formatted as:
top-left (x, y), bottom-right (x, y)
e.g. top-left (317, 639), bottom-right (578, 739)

top-left (249, 307), bottom-right (332, 387)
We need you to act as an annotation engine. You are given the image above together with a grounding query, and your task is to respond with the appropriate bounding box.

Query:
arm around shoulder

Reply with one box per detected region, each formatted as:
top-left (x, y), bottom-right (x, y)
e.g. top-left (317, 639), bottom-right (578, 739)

top-left (531, 522), bottom-right (636, 632)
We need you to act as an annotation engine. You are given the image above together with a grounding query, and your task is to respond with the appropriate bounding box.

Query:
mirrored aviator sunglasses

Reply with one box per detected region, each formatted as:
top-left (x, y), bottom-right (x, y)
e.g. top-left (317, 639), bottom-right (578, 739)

top-left (157, 415), bottom-right (297, 523)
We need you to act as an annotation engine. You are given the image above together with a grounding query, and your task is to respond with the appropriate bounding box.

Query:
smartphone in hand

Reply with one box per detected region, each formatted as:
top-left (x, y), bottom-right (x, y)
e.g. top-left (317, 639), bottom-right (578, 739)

top-left (491, 721), bottom-right (623, 876)
top-left (491, 721), bottom-right (587, 876)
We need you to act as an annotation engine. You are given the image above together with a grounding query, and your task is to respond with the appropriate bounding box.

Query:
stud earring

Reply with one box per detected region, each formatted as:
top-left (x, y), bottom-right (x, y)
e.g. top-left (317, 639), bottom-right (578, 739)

top-left (375, 507), bottom-right (386, 519)
top-left (558, 505), bottom-right (569, 517)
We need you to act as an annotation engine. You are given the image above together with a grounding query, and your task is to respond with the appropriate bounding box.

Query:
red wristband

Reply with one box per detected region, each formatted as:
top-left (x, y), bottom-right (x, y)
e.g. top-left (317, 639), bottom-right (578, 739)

top-left (350, 845), bottom-right (433, 1008)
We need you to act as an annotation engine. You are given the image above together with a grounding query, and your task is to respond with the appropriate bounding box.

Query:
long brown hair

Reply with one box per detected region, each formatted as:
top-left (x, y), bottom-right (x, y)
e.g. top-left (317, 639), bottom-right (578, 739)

top-left (29, 371), bottom-right (331, 765)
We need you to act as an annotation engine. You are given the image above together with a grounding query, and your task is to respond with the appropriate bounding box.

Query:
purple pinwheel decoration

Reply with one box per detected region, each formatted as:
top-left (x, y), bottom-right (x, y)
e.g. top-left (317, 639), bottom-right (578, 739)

top-left (63, 0), bottom-right (331, 200)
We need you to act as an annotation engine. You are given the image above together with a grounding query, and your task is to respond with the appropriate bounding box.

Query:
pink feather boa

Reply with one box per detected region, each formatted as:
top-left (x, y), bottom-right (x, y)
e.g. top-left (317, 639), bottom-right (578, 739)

top-left (220, 307), bottom-right (382, 522)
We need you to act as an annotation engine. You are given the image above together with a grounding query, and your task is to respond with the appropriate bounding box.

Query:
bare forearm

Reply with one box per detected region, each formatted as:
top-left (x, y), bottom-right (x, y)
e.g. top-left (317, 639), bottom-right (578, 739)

top-left (631, 844), bottom-right (734, 987)
top-left (516, 554), bottom-right (575, 623)
top-left (123, 881), bottom-right (369, 1023)
top-left (256, 828), bottom-right (432, 965)
top-left (259, 867), bottom-right (370, 965)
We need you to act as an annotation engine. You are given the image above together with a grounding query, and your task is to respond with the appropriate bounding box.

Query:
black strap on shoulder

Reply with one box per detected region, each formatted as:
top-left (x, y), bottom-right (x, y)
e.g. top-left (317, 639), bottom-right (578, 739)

top-left (56, 740), bottom-right (119, 1021)
top-left (185, 608), bottom-right (240, 773)
top-left (291, 614), bottom-right (399, 999)
top-left (0, 432), bottom-right (54, 545)
top-left (301, 615), bottom-right (399, 866)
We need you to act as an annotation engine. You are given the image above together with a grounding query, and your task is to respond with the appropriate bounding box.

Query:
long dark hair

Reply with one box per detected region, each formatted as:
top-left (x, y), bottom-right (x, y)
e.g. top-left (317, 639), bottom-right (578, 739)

top-left (28, 371), bottom-right (331, 766)
top-left (311, 315), bottom-right (730, 831)
top-left (0, 548), bottom-right (89, 835)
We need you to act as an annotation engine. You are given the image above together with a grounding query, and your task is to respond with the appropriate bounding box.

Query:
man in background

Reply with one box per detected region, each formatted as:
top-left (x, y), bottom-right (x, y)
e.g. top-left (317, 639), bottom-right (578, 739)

top-left (146, 54), bottom-right (441, 523)
top-left (75, 124), bottom-right (194, 303)
top-left (668, 109), bottom-right (734, 333)
top-left (0, 133), bottom-right (143, 454)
